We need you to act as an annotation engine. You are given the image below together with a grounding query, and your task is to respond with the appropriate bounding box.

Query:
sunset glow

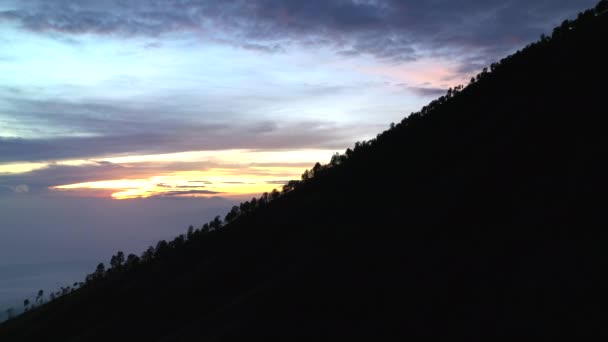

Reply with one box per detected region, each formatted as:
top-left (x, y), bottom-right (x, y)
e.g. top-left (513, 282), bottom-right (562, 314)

top-left (12, 149), bottom-right (337, 199)
top-left (53, 166), bottom-right (305, 199)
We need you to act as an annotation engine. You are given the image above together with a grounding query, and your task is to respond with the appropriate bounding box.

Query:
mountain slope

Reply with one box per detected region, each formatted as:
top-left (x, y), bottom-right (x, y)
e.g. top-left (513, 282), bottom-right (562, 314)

top-left (2, 4), bottom-right (608, 340)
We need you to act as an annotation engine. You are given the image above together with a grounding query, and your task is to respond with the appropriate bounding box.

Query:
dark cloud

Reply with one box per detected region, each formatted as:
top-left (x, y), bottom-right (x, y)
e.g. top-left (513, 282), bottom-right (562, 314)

top-left (0, 118), bottom-right (366, 163)
top-left (0, 161), bottom-right (214, 194)
top-left (240, 42), bottom-right (284, 53)
top-left (265, 180), bottom-right (289, 185)
top-left (158, 189), bottom-right (221, 197)
top-left (156, 183), bottom-right (211, 189)
top-left (0, 0), bottom-right (596, 63)
top-left (0, 89), bottom-right (374, 163)
top-left (0, 163), bottom-right (116, 193)
top-left (407, 86), bottom-right (447, 97)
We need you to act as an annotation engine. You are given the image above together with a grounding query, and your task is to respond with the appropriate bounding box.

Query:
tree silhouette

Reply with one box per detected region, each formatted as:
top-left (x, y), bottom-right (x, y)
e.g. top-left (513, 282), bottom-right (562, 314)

top-left (155, 240), bottom-right (169, 258)
top-left (23, 299), bottom-right (30, 312)
top-left (110, 251), bottom-right (125, 270)
top-left (240, 201), bottom-right (252, 213)
top-left (225, 206), bottom-right (240, 223)
top-left (126, 254), bottom-right (140, 268)
top-left (271, 188), bottom-right (280, 201)
top-left (187, 225), bottom-right (195, 240)
top-left (36, 290), bottom-right (44, 305)
top-left (210, 215), bottom-right (222, 231)
top-left (141, 246), bottom-right (155, 262)
top-left (94, 263), bottom-right (106, 280)
top-left (282, 180), bottom-right (300, 193)
top-left (597, 0), bottom-right (608, 13)
top-left (301, 169), bottom-right (310, 181)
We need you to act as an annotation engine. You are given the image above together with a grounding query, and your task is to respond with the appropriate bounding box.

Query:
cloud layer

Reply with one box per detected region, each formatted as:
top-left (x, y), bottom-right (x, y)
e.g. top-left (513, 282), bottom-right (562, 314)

top-left (0, 0), bottom-right (596, 196)
top-left (1, 0), bottom-right (596, 66)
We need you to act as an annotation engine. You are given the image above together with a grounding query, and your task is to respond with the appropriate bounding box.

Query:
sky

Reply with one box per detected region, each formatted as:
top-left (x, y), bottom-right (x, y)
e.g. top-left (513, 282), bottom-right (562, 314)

top-left (0, 0), bottom-right (597, 317)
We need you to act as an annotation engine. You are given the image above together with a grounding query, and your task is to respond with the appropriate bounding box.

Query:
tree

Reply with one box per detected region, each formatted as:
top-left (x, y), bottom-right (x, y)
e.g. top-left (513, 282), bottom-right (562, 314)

top-left (24, 299), bottom-right (30, 311)
top-left (345, 148), bottom-right (353, 158)
top-left (171, 235), bottom-right (185, 248)
top-left (187, 225), bottom-right (194, 240)
top-left (282, 180), bottom-right (299, 193)
top-left (125, 254), bottom-right (140, 268)
top-left (301, 169), bottom-right (310, 181)
top-left (225, 206), bottom-right (240, 223)
top-left (260, 192), bottom-right (269, 205)
top-left (330, 152), bottom-right (345, 166)
top-left (155, 240), bottom-right (169, 258)
top-left (110, 251), bottom-right (125, 270)
top-left (240, 201), bottom-right (251, 213)
top-left (141, 246), bottom-right (155, 262)
top-left (94, 262), bottom-right (106, 280)
top-left (36, 290), bottom-right (44, 304)
top-left (311, 162), bottom-right (322, 178)
top-left (597, 0), bottom-right (608, 14)
top-left (210, 216), bottom-right (222, 231)
top-left (540, 33), bottom-right (549, 42)
top-left (271, 188), bottom-right (280, 201)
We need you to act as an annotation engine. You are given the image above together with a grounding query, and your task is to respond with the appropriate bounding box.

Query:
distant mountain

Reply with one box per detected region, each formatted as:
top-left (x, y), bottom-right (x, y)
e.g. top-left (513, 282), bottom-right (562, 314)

top-left (2, 2), bottom-right (608, 340)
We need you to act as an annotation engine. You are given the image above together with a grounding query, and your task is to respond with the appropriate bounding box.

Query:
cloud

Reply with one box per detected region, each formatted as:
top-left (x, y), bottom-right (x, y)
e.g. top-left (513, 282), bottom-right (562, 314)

top-left (0, 193), bottom-right (239, 270)
top-left (14, 184), bottom-right (29, 193)
top-left (265, 180), bottom-right (289, 185)
top-left (0, 0), bottom-right (596, 64)
top-left (240, 42), bottom-right (284, 53)
top-left (157, 190), bottom-right (222, 197)
top-left (0, 162), bottom-right (134, 194)
top-left (406, 86), bottom-right (447, 97)
top-left (0, 118), bottom-right (367, 163)
top-left (157, 183), bottom-right (212, 188)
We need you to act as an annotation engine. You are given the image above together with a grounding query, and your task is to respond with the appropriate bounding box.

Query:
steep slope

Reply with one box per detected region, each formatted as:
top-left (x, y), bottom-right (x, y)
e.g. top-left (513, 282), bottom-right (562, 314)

top-left (2, 4), bottom-right (608, 340)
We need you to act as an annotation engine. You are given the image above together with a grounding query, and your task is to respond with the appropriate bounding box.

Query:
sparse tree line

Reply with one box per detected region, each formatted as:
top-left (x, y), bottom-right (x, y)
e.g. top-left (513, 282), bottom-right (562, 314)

top-left (5, 283), bottom-right (86, 321)
top-left (3, 0), bottom-right (606, 322)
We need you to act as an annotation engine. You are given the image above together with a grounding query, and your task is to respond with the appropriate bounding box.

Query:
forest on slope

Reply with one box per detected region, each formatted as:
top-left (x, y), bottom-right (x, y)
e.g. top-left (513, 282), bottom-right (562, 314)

top-left (1, 1), bottom-right (608, 339)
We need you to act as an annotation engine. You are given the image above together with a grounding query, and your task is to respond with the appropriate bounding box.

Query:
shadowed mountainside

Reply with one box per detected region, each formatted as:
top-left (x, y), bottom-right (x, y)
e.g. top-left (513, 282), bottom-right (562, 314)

top-left (2, 2), bottom-right (608, 340)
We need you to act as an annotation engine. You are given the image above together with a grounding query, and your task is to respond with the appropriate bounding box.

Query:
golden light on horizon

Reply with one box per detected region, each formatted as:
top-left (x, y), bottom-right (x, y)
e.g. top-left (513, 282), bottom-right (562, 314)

top-left (0, 162), bottom-right (48, 174)
top-left (52, 166), bottom-right (307, 200)
top-left (5, 148), bottom-right (334, 199)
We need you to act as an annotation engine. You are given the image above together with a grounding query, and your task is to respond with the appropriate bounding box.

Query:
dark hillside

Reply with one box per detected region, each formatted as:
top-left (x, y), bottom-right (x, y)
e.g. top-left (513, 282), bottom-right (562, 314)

top-left (2, 3), bottom-right (608, 340)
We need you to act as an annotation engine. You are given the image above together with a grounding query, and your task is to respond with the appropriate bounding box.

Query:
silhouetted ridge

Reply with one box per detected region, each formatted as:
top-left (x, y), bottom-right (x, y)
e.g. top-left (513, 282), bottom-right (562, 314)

top-left (2, 2), bottom-right (608, 340)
